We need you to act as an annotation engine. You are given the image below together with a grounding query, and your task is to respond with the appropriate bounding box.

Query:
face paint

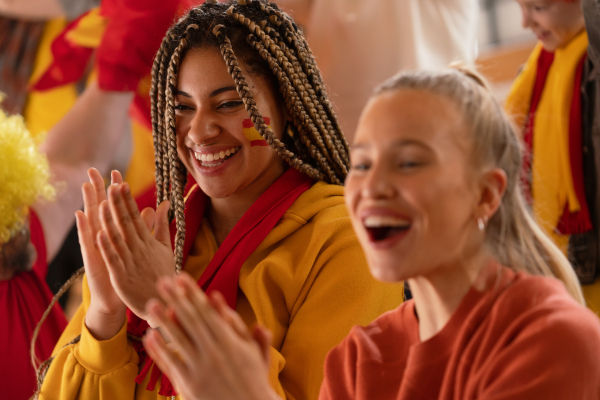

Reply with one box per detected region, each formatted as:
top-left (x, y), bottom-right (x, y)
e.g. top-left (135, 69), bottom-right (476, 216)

top-left (242, 117), bottom-right (270, 146)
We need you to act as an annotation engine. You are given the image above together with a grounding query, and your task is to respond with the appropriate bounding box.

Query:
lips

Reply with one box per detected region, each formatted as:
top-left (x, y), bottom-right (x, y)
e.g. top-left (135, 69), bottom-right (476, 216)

top-left (536, 31), bottom-right (550, 41)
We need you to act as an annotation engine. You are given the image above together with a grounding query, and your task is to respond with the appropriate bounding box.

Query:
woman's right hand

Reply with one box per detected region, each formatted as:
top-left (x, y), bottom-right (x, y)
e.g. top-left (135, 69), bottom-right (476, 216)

top-left (76, 168), bottom-right (127, 340)
top-left (143, 273), bottom-right (278, 400)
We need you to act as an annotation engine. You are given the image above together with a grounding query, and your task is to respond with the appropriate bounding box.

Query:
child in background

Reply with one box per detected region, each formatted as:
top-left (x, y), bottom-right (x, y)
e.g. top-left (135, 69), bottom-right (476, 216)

top-left (506, 0), bottom-right (600, 314)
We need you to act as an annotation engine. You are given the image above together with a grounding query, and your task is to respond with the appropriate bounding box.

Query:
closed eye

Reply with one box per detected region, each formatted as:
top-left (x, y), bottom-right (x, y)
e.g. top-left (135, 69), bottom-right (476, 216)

top-left (399, 161), bottom-right (422, 168)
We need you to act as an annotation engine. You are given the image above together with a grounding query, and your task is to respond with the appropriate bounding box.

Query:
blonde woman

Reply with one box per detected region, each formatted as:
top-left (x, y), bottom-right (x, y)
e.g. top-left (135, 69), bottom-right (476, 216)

top-left (144, 67), bottom-right (600, 399)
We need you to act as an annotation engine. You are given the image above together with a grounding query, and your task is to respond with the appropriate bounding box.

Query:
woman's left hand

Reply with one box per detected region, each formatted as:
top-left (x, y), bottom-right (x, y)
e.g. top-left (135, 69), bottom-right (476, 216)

top-left (142, 272), bottom-right (278, 400)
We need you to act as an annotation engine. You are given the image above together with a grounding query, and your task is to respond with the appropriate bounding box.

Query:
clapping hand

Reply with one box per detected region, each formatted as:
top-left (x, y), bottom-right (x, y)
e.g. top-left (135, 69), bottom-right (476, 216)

top-left (142, 273), bottom-right (278, 400)
top-left (76, 168), bottom-right (126, 340)
top-left (95, 173), bottom-right (175, 324)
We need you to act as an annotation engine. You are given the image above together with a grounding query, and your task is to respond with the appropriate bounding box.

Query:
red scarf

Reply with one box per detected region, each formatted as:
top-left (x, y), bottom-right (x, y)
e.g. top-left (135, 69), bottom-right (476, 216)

top-left (522, 49), bottom-right (592, 235)
top-left (0, 211), bottom-right (68, 399)
top-left (126, 168), bottom-right (314, 395)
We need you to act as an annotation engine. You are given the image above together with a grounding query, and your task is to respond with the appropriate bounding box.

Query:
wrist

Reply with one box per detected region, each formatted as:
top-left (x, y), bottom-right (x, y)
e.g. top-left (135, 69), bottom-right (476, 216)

top-left (86, 303), bottom-right (127, 341)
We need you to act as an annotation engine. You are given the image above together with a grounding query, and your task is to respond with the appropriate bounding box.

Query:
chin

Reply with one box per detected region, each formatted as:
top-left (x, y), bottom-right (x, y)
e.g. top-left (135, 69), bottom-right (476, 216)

top-left (198, 185), bottom-right (236, 199)
top-left (367, 257), bottom-right (407, 283)
top-left (192, 175), bottom-right (236, 197)
top-left (541, 37), bottom-right (561, 52)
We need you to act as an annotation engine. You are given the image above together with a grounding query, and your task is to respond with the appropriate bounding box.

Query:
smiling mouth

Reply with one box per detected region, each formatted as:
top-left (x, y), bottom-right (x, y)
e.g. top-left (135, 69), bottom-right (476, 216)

top-left (193, 146), bottom-right (240, 167)
top-left (363, 215), bottom-right (410, 242)
top-left (537, 31), bottom-right (550, 40)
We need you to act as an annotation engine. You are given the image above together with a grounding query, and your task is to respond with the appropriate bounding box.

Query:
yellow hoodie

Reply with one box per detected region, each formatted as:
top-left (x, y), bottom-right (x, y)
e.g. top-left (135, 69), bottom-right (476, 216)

top-left (39, 181), bottom-right (404, 400)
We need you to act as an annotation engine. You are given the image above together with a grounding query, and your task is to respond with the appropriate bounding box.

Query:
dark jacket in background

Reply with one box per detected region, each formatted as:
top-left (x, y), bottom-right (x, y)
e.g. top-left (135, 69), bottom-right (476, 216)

top-left (573, 0), bottom-right (600, 283)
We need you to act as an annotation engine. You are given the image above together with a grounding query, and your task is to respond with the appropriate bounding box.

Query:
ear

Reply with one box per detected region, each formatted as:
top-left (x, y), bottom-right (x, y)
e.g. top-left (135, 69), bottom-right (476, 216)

top-left (475, 167), bottom-right (507, 220)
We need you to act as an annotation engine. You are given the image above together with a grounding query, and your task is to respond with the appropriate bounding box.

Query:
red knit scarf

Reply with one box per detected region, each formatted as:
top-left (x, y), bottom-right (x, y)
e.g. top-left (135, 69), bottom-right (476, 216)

top-left (126, 168), bottom-right (314, 395)
top-left (522, 48), bottom-right (593, 235)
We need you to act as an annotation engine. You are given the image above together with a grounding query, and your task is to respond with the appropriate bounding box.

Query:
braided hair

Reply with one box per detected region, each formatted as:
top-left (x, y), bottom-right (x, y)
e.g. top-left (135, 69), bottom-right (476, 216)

top-left (151, 0), bottom-right (349, 271)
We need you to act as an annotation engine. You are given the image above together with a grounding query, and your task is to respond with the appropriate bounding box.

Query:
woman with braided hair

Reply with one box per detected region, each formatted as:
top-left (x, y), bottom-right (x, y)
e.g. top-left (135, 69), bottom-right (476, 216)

top-left (36, 1), bottom-right (403, 399)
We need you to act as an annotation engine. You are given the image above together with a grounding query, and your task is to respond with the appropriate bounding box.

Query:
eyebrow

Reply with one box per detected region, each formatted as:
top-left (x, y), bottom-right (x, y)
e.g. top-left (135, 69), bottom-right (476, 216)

top-left (174, 85), bottom-right (238, 98)
top-left (351, 139), bottom-right (431, 151)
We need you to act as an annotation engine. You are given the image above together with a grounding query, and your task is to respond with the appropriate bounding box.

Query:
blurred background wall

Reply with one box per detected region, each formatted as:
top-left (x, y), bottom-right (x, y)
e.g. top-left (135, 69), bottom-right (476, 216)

top-left (477, 0), bottom-right (536, 100)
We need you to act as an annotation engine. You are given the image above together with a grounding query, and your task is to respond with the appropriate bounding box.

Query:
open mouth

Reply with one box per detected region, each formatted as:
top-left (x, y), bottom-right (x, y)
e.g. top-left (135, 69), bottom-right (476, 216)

top-left (363, 215), bottom-right (410, 242)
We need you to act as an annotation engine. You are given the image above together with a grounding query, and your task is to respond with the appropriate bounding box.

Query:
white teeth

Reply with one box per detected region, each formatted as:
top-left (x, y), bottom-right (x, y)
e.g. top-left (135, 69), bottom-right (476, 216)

top-left (194, 147), bottom-right (238, 162)
top-left (364, 215), bottom-right (410, 228)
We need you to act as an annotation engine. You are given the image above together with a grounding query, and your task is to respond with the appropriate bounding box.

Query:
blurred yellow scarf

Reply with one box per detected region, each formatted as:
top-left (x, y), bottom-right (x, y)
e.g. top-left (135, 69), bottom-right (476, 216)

top-left (505, 30), bottom-right (589, 250)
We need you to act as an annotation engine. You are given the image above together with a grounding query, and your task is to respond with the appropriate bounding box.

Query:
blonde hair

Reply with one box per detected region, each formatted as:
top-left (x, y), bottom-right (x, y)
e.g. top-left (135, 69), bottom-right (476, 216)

top-left (151, 0), bottom-right (349, 270)
top-left (0, 110), bottom-right (54, 246)
top-left (374, 66), bottom-right (585, 304)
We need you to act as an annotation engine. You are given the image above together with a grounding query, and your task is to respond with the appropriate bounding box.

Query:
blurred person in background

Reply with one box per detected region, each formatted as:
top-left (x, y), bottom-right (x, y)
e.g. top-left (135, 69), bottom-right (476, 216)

top-left (0, 0), bottom-right (187, 312)
top-left (0, 1), bottom-right (173, 396)
top-left (0, 58), bottom-right (134, 395)
top-left (0, 109), bottom-right (68, 400)
top-left (277, 0), bottom-right (479, 140)
top-left (506, 0), bottom-right (600, 315)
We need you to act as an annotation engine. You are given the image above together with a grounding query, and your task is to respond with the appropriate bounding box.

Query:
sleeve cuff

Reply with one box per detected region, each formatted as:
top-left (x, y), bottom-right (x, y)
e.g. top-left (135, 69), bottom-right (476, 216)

top-left (75, 318), bottom-right (137, 374)
top-left (97, 65), bottom-right (141, 92)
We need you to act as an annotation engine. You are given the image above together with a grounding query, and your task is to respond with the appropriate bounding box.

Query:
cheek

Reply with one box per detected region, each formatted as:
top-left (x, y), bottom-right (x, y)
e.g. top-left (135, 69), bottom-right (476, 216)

top-left (343, 177), bottom-right (362, 221)
top-left (547, 13), bottom-right (572, 36)
top-left (175, 138), bottom-right (194, 170)
top-left (343, 176), bottom-right (358, 206)
top-left (175, 137), bottom-right (188, 159)
top-left (242, 117), bottom-right (271, 146)
top-left (417, 177), bottom-right (474, 229)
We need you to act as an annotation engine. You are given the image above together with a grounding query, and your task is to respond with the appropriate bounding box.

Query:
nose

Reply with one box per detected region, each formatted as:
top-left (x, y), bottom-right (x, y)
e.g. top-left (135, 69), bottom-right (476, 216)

top-left (186, 108), bottom-right (221, 146)
top-left (361, 163), bottom-right (396, 200)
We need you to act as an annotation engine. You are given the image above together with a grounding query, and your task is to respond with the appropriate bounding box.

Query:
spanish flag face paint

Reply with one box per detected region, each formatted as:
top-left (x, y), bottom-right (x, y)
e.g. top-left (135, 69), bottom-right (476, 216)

top-left (242, 117), bottom-right (270, 146)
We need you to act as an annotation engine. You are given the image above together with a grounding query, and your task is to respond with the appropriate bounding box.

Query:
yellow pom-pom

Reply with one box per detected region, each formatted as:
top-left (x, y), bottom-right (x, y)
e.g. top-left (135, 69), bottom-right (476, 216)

top-left (0, 110), bottom-right (55, 245)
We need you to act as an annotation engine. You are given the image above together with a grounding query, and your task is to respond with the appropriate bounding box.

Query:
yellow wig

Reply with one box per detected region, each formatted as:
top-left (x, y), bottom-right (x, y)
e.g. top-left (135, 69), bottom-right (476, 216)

top-left (0, 109), bottom-right (55, 245)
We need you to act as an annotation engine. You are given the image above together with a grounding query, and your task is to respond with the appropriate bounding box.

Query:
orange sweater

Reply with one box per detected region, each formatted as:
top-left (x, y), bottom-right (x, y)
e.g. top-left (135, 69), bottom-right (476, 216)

top-left (320, 266), bottom-right (600, 399)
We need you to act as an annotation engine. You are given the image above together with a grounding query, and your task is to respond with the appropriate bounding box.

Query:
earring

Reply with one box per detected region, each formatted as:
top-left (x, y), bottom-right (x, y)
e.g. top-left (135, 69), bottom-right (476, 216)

top-left (477, 215), bottom-right (488, 231)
